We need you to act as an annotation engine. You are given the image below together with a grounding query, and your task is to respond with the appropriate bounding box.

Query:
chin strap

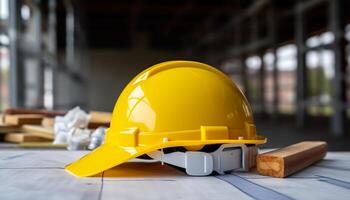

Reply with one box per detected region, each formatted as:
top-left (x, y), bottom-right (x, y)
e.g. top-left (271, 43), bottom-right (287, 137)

top-left (147, 144), bottom-right (257, 176)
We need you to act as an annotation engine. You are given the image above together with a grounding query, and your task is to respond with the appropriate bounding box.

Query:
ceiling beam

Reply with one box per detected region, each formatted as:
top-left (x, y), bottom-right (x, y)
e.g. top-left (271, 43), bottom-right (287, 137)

top-left (129, 0), bottom-right (142, 33)
top-left (163, 1), bottom-right (193, 35)
top-left (81, 3), bottom-right (241, 14)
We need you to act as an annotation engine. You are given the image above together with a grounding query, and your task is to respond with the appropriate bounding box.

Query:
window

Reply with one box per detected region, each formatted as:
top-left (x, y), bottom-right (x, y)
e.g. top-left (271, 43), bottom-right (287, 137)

top-left (0, 46), bottom-right (9, 110)
top-left (305, 32), bottom-right (335, 116)
top-left (263, 52), bottom-right (275, 113)
top-left (245, 55), bottom-right (262, 112)
top-left (0, 0), bottom-right (9, 20)
top-left (276, 44), bottom-right (297, 113)
top-left (0, 0), bottom-right (9, 110)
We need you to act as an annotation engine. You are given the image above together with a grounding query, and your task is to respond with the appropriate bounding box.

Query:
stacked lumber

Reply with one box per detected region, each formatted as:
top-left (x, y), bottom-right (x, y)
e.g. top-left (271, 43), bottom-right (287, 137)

top-left (4, 108), bottom-right (65, 117)
top-left (21, 125), bottom-right (55, 140)
top-left (41, 117), bottom-right (55, 128)
top-left (0, 108), bottom-right (112, 147)
top-left (0, 123), bottom-right (20, 133)
top-left (5, 133), bottom-right (51, 143)
top-left (0, 108), bottom-right (61, 145)
top-left (5, 114), bottom-right (44, 125)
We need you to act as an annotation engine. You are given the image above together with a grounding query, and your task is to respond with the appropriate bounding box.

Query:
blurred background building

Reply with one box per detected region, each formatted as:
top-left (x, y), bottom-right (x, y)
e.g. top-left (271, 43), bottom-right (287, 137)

top-left (0, 0), bottom-right (349, 149)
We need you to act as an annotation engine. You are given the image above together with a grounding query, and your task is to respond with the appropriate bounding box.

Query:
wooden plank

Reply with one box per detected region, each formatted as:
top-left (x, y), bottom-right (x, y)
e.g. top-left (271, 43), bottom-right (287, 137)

top-left (4, 114), bottom-right (44, 125)
top-left (256, 141), bottom-right (327, 178)
top-left (41, 117), bottom-right (55, 128)
top-left (4, 108), bottom-right (65, 117)
top-left (21, 125), bottom-right (54, 139)
top-left (17, 142), bottom-right (66, 149)
top-left (5, 133), bottom-right (52, 143)
top-left (0, 123), bottom-right (20, 133)
top-left (88, 111), bottom-right (111, 128)
top-left (90, 111), bottom-right (112, 122)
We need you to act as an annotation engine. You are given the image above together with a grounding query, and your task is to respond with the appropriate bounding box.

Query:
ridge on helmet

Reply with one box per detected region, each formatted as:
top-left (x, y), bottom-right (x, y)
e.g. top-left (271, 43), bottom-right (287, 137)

top-left (65, 60), bottom-right (266, 177)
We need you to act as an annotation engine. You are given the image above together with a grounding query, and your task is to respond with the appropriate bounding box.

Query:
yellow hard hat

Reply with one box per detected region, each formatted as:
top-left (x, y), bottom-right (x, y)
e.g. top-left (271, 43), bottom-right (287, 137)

top-left (65, 60), bottom-right (266, 177)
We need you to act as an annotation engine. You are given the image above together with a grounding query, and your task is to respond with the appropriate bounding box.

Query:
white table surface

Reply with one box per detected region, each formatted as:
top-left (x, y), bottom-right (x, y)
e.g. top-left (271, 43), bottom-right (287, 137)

top-left (0, 150), bottom-right (349, 200)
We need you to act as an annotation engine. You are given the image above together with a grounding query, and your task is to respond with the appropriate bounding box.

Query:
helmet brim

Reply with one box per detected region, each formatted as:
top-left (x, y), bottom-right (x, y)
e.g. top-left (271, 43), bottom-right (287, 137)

top-left (65, 143), bottom-right (150, 177)
top-left (65, 137), bottom-right (267, 177)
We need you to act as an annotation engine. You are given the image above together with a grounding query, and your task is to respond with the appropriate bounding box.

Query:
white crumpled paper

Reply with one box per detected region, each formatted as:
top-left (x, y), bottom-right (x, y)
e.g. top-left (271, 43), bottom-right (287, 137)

top-left (53, 106), bottom-right (107, 150)
top-left (53, 106), bottom-right (91, 150)
top-left (67, 128), bottom-right (92, 151)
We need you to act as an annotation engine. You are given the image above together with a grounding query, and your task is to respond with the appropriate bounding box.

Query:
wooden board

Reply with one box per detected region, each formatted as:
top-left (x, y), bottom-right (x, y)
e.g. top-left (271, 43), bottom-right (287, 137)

top-left (4, 114), bottom-right (44, 125)
top-left (41, 117), bottom-right (55, 128)
top-left (88, 111), bottom-right (111, 128)
top-left (4, 108), bottom-right (65, 117)
top-left (0, 150), bottom-right (349, 200)
top-left (90, 111), bottom-right (112, 122)
top-left (0, 123), bottom-right (20, 133)
top-left (4, 133), bottom-right (52, 143)
top-left (21, 125), bottom-right (54, 140)
top-left (256, 141), bottom-right (327, 178)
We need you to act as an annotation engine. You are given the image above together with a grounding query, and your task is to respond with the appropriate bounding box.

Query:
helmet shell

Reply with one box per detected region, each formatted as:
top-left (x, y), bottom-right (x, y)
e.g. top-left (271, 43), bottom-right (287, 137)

top-left (65, 61), bottom-right (266, 177)
top-left (105, 61), bottom-right (262, 149)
